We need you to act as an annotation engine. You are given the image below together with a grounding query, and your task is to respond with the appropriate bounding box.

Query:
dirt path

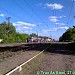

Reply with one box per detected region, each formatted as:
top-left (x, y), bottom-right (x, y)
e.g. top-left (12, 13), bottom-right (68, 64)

top-left (38, 52), bottom-right (75, 75)
top-left (0, 51), bottom-right (40, 75)
top-left (0, 51), bottom-right (75, 75)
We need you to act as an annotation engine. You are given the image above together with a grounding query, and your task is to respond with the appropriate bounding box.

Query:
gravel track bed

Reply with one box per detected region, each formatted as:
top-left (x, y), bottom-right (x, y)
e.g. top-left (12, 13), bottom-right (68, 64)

top-left (0, 51), bottom-right (40, 75)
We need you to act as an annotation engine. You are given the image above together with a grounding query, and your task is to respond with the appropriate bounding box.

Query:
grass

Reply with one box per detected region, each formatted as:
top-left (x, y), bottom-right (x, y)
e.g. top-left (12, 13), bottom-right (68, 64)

top-left (10, 53), bottom-right (43, 75)
top-left (22, 53), bottom-right (43, 75)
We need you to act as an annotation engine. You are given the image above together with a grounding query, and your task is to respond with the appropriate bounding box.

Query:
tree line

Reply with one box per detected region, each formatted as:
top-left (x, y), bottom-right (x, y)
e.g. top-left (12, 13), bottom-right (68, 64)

top-left (0, 22), bottom-right (29, 43)
top-left (59, 27), bottom-right (75, 41)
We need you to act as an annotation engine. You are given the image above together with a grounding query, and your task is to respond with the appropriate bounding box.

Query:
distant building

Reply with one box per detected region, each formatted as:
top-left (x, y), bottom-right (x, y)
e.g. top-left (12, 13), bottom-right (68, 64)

top-left (28, 36), bottom-right (53, 43)
top-left (45, 38), bottom-right (52, 42)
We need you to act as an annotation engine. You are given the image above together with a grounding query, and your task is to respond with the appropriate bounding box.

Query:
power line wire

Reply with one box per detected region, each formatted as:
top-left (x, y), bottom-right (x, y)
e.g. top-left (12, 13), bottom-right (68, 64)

top-left (0, 6), bottom-right (28, 22)
top-left (0, 6), bottom-right (39, 35)
top-left (12, 0), bottom-right (42, 36)
top-left (23, 0), bottom-right (43, 23)
top-left (23, 0), bottom-right (45, 34)
top-left (12, 0), bottom-right (39, 24)
top-left (67, 0), bottom-right (74, 27)
top-left (73, 0), bottom-right (75, 26)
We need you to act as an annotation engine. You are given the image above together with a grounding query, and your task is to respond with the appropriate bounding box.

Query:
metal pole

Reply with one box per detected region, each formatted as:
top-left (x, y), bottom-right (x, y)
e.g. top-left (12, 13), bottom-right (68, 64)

top-left (6, 17), bottom-right (11, 38)
top-left (73, 0), bottom-right (75, 26)
top-left (37, 32), bottom-right (38, 42)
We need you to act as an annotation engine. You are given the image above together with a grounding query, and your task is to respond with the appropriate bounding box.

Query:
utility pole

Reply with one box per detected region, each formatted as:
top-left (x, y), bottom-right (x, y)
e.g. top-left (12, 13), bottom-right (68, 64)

top-left (49, 31), bottom-right (51, 38)
top-left (6, 17), bottom-right (11, 37)
top-left (37, 32), bottom-right (38, 42)
top-left (73, 0), bottom-right (75, 26)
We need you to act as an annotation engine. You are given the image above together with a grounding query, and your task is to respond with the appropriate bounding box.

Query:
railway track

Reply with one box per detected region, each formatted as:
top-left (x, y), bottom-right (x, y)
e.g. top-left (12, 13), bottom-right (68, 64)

top-left (0, 43), bottom-right (51, 75)
top-left (0, 42), bottom-right (75, 75)
top-left (0, 43), bottom-right (51, 51)
top-left (4, 45), bottom-right (50, 75)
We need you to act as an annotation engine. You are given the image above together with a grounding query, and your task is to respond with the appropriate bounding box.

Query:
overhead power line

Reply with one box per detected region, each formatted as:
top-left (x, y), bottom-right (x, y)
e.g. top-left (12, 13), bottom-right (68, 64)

top-left (6, 17), bottom-right (11, 37)
top-left (23, 0), bottom-right (53, 35)
top-left (23, 0), bottom-right (45, 36)
top-left (73, 0), bottom-right (75, 26)
top-left (23, 0), bottom-right (43, 23)
top-left (12, 0), bottom-right (38, 23)
top-left (67, 0), bottom-right (74, 26)
top-left (0, 6), bottom-right (27, 22)
top-left (12, 0), bottom-right (42, 36)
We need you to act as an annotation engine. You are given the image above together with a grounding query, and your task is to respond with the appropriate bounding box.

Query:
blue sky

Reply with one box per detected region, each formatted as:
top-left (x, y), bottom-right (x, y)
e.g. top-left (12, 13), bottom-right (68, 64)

top-left (0, 0), bottom-right (75, 40)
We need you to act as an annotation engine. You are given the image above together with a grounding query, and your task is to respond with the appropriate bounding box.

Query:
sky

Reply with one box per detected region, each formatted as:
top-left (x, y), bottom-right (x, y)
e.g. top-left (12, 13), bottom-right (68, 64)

top-left (0, 0), bottom-right (75, 40)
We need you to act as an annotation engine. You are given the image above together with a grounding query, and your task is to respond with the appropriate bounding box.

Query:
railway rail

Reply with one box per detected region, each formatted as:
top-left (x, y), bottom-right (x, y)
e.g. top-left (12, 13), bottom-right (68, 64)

top-left (0, 42), bottom-right (51, 75)
top-left (5, 45), bottom-right (50, 75)
top-left (0, 42), bottom-right (74, 75)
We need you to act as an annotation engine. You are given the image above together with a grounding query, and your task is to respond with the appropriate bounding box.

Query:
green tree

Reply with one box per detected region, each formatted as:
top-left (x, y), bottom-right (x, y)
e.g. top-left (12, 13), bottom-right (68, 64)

top-left (59, 27), bottom-right (75, 41)
top-left (0, 22), bottom-right (29, 43)
top-left (30, 33), bottom-right (38, 37)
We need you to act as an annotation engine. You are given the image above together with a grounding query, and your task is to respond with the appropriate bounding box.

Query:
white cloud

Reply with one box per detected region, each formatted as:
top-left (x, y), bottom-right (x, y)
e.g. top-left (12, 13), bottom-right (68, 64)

top-left (38, 23), bottom-right (42, 25)
top-left (55, 23), bottom-right (60, 25)
top-left (59, 16), bottom-right (62, 18)
top-left (13, 21), bottom-right (36, 33)
top-left (72, 0), bottom-right (75, 1)
top-left (16, 27), bottom-right (21, 31)
top-left (25, 31), bottom-right (29, 33)
top-left (58, 27), bottom-right (68, 30)
top-left (16, 28), bottom-right (21, 31)
top-left (23, 26), bottom-right (32, 29)
top-left (61, 23), bottom-right (66, 26)
top-left (55, 23), bottom-right (66, 26)
top-left (42, 30), bottom-right (49, 34)
top-left (0, 14), bottom-right (5, 17)
top-left (46, 3), bottom-right (63, 10)
top-left (49, 15), bottom-right (66, 23)
top-left (49, 16), bottom-right (58, 22)
top-left (42, 26), bottom-right (69, 33)
top-left (50, 18), bottom-right (58, 22)
top-left (53, 26), bottom-right (68, 31)
top-left (42, 28), bottom-right (57, 34)
top-left (59, 15), bottom-right (66, 18)
top-left (49, 16), bottom-right (57, 18)
top-left (13, 21), bottom-right (36, 27)
top-left (23, 26), bottom-right (29, 29)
